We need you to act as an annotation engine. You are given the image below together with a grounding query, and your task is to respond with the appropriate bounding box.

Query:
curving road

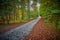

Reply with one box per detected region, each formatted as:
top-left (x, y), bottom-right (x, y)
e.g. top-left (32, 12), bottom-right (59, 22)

top-left (0, 16), bottom-right (41, 40)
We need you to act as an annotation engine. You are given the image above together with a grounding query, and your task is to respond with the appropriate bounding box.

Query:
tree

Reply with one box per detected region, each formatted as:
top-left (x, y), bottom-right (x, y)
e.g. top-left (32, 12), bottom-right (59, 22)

top-left (20, 0), bottom-right (25, 20)
top-left (40, 0), bottom-right (60, 32)
top-left (33, 0), bottom-right (38, 17)
top-left (27, 0), bottom-right (30, 19)
top-left (0, 0), bottom-right (13, 24)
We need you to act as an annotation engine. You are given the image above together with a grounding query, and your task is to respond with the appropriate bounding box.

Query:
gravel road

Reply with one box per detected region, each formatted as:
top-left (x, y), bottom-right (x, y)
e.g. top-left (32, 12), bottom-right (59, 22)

top-left (0, 16), bottom-right (41, 40)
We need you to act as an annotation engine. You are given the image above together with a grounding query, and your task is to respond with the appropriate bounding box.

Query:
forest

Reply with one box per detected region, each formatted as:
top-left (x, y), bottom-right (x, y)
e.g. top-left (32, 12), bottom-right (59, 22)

top-left (40, 0), bottom-right (60, 32)
top-left (0, 0), bottom-right (40, 24)
top-left (0, 0), bottom-right (60, 32)
top-left (0, 0), bottom-right (60, 40)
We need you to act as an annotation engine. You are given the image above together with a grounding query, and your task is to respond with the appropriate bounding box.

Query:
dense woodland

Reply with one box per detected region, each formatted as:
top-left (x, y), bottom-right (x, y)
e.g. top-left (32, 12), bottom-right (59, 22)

top-left (40, 0), bottom-right (60, 32)
top-left (0, 0), bottom-right (40, 24)
top-left (0, 0), bottom-right (60, 32)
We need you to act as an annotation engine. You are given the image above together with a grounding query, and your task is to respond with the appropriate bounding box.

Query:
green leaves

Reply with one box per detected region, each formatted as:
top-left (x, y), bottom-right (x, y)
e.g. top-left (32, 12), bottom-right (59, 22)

top-left (40, 0), bottom-right (60, 30)
top-left (51, 9), bottom-right (60, 14)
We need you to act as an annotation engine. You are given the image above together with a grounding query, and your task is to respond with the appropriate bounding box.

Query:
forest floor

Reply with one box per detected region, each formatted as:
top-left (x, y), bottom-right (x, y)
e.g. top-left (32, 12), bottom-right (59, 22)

top-left (0, 20), bottom-right (32, 34)
top-left (23, 17), bottom-right (58, 40)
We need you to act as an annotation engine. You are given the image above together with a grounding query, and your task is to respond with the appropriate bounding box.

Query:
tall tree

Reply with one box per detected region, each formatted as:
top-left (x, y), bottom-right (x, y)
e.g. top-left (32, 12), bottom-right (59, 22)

top-left (27, 0), bottom-right (30, 19)
top-left (33, 0), bottom-right (38, 17)
top-left (20, 0), bottom-right (25, 20)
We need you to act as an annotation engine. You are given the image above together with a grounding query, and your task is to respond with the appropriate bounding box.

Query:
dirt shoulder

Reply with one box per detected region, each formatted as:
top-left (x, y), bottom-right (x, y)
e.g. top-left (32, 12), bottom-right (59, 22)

top-left (23, 18), bottom-right (57, 40)
top-left (0, 20), bottom-right (32, 34)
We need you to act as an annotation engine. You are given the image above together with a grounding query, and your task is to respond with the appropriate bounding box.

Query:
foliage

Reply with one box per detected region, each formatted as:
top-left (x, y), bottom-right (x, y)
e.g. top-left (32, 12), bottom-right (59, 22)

top-left (0, 0), bottom-right (39, 24)
top-left (40, 0), bottom-right (60, 31)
